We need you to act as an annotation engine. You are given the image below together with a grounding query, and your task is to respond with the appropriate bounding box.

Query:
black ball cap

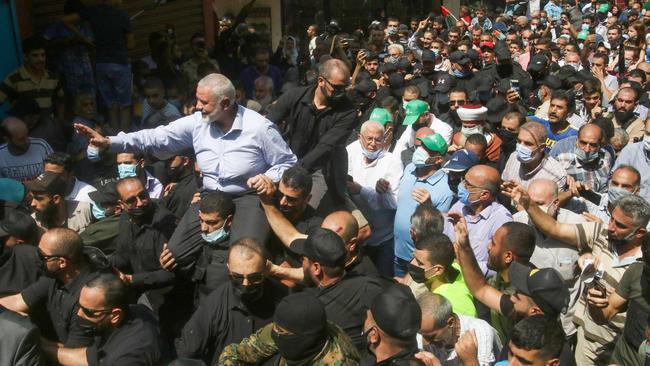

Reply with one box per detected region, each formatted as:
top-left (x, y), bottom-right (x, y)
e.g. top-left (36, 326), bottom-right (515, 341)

top-left (291, 228), bottom-right (347, 267)
top-left (0, 210), bottom-right (37, 239)
top-left (274, 292), bottom-right (326, 335)
top-left (370, 283), bottom-right (421, 341)
top-left (508, 262), bottom-right (570, 317)
top-left (88, 181), bottom-right (120, 205)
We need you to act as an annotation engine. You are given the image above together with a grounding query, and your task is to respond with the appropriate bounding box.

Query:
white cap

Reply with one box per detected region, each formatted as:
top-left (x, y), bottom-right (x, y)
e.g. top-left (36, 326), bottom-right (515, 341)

top-left (457, 104), bottom-right (488, 122)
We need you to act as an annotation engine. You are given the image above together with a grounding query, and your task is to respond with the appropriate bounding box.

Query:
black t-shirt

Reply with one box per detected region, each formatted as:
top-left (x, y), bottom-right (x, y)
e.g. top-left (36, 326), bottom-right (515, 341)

top-left (79, 5), bottom-right (131, 64)
top-left (162, 172), bottom-right (198, 219)
top-left (86, 305), bottom-right (163, 366)
top-left (0, 244), bottom-right (41, 297)
top-left (21, 266), bottom-right (101, 345)
top-left (307, 273), bottom-right (384, 351)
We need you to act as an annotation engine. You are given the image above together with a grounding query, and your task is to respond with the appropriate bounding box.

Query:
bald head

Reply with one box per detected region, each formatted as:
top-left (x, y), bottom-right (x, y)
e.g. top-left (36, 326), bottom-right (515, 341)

top-left (1, 117), bottom-right (29, 152)
top-left (319, 58), bottom-right (351, 80)
top-left (466, 165), bottom-right (500, 195)
top-left (415, 127), bottom-right (434, 145)
top-left (227, 238), bottom-right (265, 273)
top-left (527, 179), bottom-right (558, 205)
top-left (41, 227), bottom-right (83, 263)
top-left (2, 117), bottom-right (28, 136)
top-left (321, 211), bottom-right (359, 245)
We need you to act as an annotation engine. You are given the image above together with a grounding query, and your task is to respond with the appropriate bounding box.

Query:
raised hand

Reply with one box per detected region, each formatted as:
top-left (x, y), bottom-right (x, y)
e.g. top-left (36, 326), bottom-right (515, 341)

top-left (74, 123), bottom-right (111, 149)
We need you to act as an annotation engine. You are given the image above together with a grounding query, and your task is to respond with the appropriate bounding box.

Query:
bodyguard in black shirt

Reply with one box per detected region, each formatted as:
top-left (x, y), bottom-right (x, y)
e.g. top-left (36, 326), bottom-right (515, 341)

top-left (175, 238), bottom-right (287, 365)
top-left (294, 228), bottom-right (384, 351)
top-left (0, 212), bottom-right (41, 296)
top-left (41, 274), bottom-right (163, 366)
top-left (162, 152), bottom-right (199, 218)
top-left (0, 228), bottom-right (102, 346)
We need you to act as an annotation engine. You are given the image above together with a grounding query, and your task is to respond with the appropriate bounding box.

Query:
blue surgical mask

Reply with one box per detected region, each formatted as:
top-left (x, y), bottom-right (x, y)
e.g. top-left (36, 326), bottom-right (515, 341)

top-left (87, 146), bottom-right (101, 162)
top-left (497, 32), bottom-right (506, 41)
top-left (516, 143), bottom-right (536, 163)
top-left (412, 147), bottom-right (433, 168)
top-left (574, 147), bottom-right (599, 163)
top-left (361, 145), bottom-right (384, 161)
top-left (201, 226), bottom-right (229, 246)
top-left (457, 182), bottom-right (480, 206)
top-left (91, 203), bottom-right (106, 220)
top-left (452, 68), bottom-right (471, 78)
top-left (608, 186), bottom-right (632, 205)
top-left (118, 164), bottom-right (138, 179)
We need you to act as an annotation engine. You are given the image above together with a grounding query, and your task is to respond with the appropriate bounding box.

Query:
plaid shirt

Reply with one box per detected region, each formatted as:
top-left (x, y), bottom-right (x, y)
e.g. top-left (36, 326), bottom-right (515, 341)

top-left (549, 136), bottom-right (611, 193)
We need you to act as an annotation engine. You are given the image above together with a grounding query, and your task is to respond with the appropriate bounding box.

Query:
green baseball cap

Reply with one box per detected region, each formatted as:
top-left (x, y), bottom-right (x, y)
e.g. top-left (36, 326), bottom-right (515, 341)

top-left (577, 30), bottom-right (588, 41)
top-left (417, 133), bottom-right (448, 156)
top-left (403, 99), bottom-right (429, 125)
top-left (597, 3), bottom-right (609, 13)
top-left (369, 108), bottom-right (393, 126)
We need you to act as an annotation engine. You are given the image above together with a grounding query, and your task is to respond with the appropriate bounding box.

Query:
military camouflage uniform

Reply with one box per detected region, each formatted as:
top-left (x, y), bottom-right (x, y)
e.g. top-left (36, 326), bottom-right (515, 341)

top-left (217, 321), bottom-right (360, 366)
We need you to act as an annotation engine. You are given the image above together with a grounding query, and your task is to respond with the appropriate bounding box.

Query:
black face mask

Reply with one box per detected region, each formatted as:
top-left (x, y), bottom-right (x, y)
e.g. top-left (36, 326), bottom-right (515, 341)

top-left (233, 282), bottom-right (264, 303)
top-left (76, 314), bottom-right (110, 336)
top-left (498, 129), bottom-right (518, 149)
top-left (323, 85), bottom-right (348, 107)
top-left (128, 203), bottom-right (153, 221)
top-left (407, 263), bottom-right (429, 283)
top-left (349, 91), bottom-right (372, 111)
top-left (496, 62), bottom-right (513, 75)
top-left (166, 164), bottom-right (184, 183)
top-left (271, 329), bottom-right (326, 362)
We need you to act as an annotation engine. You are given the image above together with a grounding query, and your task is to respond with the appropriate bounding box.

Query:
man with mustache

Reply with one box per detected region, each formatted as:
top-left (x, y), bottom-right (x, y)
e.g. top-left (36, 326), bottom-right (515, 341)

top-left (74, 73), bottom-right (297, 270)
top-left (611, 87), bottom-right (645, 142)
top-left (529, 91), bottom-right (578, 152)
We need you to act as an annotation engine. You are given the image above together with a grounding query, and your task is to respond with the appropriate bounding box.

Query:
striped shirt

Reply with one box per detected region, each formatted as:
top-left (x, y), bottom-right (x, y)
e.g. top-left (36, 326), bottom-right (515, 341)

top-left (501, 152), bottom-right (568, 190)
top-left (0, 138), bottom-right (53, 181)
top-left (0, 66), bottom-right (63, 113)
top-left (572, 222), bottom-right (641, 347)
top-left (549, 136), bottom-right (611, 193)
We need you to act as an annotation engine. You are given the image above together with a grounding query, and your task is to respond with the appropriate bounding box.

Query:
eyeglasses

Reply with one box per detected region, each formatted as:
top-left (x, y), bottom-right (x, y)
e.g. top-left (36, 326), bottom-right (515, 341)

top-left (79, 304), bottom-right (112, 318)
top-left (323, 78), bottom-right (349, 92)
top-left (38, 250), bottom-right (68, 262)
top-left (123, 191), bottom-right (150, 206)
top-left (360, 134), bottom-right (384, 144)
top-left (229, 271), bottom-right (265, 285)
top-left (448, 100), bottom-right (466, 106)
top-left (462, 178), bottom-right (488, 192)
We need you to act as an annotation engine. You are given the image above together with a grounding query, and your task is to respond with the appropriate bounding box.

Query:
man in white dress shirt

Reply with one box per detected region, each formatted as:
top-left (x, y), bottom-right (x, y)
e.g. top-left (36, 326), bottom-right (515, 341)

top-left (347, 121), bottom-right (403, 276)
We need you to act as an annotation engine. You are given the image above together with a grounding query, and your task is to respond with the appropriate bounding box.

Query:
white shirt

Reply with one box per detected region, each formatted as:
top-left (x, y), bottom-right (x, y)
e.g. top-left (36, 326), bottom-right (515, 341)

top-left (347, 140), bottom-right (403, 245)
top-left (418, 315), bottom-right (502, 366)
top-left (393, 114), bottom-right (453, 159)
top-left (66, 178), bottom-right (96, 203)
top-left (513, 208), bottom-right (583, 282)
top-left (145, 170), bottom-right (163, 200)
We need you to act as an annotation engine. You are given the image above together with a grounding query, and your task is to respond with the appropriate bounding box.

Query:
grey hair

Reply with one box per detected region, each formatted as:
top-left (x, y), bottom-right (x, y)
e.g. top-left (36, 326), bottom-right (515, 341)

top-left (417, 292), bottom-right (453, 329)
top-left (410, 203), bottom-right (444, 238)
top-left (197, 73), bottom-right (236, 104)
top-left (528, 178), bottom-right (559, 200)
top-left (254, 76), bottom-right (274, 94)
top-left (360, 120), bottom-right (385, 135)
top-left (615, 195), bottom-right (650, 228)
top-left (611, 128), bottom-right (629, 147)
top-left (387, 43), bottom-right (404, 55)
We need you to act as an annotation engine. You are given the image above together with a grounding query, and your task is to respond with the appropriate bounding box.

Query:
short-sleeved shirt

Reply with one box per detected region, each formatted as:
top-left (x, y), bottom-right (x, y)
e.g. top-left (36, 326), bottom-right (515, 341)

top-left (434, 263), bottom-right (477, 318)
top-left (86, 305), bottom-right (162, 366)
top-left (0, 138), bottom-right (53, 181)
top-left (529, 116), bottom-right (579, 152)
top-left (21, 266), bottom-right (100, 345)
top-left (572, 222), bottom-right (641, 347)
top-left (394, 167), bottom-right (454, 261)
top-left (79, 5), bottom-right (131, 64)
top-left (611, 263), bottom-right (650, 366)
top-left (0, 67), bottom-right (63, 113)
top-left (0, 244), bottom-right (41, 297)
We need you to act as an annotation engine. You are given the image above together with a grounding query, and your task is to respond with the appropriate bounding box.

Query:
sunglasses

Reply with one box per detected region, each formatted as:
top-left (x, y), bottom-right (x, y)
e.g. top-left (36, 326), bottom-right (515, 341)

top-left (323, 78), bottom-right (349, 92)
top-left (79, 304), bottom-right (112, 318)
top-left (123, 191), bottom-right (149, 206)
top-left (229, 271), bottom-right (265, 285)
top-left (448, 100), bottom-right (466, 106)
top-left (38, 250), bottom-right (68, 262)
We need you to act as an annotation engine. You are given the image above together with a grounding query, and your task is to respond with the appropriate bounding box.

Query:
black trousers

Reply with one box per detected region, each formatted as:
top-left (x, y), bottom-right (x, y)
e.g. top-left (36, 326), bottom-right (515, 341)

top-left (167, 192), bottom-right (270, 271)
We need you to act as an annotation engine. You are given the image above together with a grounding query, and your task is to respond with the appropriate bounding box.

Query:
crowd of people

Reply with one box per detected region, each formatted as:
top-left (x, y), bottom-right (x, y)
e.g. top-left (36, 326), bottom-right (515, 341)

top-left (3, 0), bottom-right (650, 364)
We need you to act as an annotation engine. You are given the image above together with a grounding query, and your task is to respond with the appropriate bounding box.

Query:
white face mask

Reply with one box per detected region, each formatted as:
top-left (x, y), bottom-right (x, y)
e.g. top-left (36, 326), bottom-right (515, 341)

top-left (403, 99), bottom-right (410, 109)
top-left (461, 125), bottom-right (484, 137)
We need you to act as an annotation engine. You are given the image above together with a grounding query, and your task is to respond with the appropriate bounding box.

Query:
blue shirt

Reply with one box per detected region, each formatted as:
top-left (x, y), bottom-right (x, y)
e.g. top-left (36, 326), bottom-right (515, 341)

top-left (394, 166), bottom-right (453, 261)
top-left (239, 65), bottom-right (284, 100)
top-left (544, 1), bottom-right (563, 20)
top-left (529, 116), bottom-right (578, 153)
top-left (109, 105), bottom-right (297, 194)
